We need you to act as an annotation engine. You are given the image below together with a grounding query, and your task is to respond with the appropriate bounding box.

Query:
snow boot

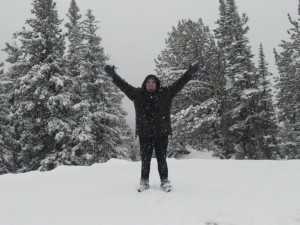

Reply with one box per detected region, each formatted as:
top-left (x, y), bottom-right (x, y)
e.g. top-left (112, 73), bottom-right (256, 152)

top-left (137, 178), bottom-right (150, 192)
top-left (160, 178), bottom-right (172, 192)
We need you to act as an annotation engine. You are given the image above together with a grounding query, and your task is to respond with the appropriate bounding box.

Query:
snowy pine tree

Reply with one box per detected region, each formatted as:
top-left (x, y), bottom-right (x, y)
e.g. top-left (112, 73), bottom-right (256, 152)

top-left (2, 0), bottom-right (134, 172)
top-left (44, 8), bottom-right (134, 167)
top-left (274, 1), bottom-right (300, 159)
top-left (214, 0), bottom-right (261, 159)
top-left (0, 62), bottom-right (7, 174)
top-left (0, 62), bottom-right (19, 174)
top-left (0, 62), bottom-right (12, 174)
top-left (2, 40), bottom-right (26, 174)
top-left (79, 9), bottom-right (134, 163)
top-left (211, 0), bottom-right (234, 159)
top-left (4, 0), bottom-right (74, 172)
top-left (155, 19), bottom-right (222, 157)
top-left (254, 44), bottom-right (279, 159)
top-left (0, 62), bottom-right (3, 75)
top-left (64, 0), bottom-right (84, 82)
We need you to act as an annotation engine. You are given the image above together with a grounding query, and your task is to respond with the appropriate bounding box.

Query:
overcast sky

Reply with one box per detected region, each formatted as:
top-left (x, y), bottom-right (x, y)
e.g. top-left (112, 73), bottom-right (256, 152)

top-left (0, 0), bottom-right (298, 131)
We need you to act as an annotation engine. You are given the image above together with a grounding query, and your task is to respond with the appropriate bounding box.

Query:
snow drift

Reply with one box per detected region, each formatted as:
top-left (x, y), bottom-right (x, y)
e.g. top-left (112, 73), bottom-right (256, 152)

top-left (0, 151), bottom-right (299, 225)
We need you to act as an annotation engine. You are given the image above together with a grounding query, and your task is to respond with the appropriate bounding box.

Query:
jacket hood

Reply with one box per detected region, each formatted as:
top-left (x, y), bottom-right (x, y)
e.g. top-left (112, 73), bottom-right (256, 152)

top-left (141, 74), bottom-right (161, 90)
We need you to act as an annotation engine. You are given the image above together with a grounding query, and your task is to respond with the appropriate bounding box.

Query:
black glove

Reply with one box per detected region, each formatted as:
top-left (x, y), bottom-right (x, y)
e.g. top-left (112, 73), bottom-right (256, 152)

top-left (187, 63), bottom-right (200, 75)
top-left (104, 65), bottom-right (117, 76)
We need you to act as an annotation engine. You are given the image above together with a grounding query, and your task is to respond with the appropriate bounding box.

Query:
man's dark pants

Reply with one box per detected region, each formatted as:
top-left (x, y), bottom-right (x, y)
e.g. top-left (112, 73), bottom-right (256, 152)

top-left (139, 135), bottom-right (169, 183)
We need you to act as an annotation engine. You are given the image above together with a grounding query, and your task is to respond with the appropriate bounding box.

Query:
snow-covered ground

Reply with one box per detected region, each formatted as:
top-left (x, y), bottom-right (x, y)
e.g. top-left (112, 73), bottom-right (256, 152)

top-left (0, 151), bottom-right (300, 225)
top-left (177, 146), bottom-right (219, 159)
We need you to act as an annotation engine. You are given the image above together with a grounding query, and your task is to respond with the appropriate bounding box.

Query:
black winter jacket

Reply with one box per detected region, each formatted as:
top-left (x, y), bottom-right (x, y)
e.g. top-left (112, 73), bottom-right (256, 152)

top-left (111, 70), bottom-right (194, 138)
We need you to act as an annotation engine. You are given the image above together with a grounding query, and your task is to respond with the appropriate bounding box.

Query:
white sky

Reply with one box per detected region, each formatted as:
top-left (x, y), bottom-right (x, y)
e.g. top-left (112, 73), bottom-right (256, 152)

top-left (0, 0), bottom-right (298, 131)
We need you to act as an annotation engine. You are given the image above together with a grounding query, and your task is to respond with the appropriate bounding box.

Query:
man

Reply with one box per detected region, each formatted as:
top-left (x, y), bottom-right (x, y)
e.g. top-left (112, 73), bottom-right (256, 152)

top-left (104, 63), bottom-right (200, 192)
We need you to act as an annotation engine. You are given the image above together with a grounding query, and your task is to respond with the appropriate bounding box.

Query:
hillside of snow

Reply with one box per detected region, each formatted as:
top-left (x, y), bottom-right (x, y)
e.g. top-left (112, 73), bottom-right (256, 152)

top-left (0, 152), bottom-right (300, 225)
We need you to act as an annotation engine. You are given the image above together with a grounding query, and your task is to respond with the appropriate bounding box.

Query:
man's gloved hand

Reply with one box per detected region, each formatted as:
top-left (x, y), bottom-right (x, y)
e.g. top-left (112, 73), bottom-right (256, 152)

top-left (188, 62), bottom-right (208, 77)
top-left (104, 65), bottom-right (117, 76)
top-left (187, 63), bottom-right (200, 75)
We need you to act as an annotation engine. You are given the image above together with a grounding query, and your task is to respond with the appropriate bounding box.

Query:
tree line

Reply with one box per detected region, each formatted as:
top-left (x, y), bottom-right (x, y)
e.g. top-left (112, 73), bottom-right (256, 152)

top-left (0, 0), bottom-right (299, 175)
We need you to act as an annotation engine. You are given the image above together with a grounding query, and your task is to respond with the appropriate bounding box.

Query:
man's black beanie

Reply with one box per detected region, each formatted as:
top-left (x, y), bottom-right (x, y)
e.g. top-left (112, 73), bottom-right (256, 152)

top-left (141, 74), bottom-right (161, 90)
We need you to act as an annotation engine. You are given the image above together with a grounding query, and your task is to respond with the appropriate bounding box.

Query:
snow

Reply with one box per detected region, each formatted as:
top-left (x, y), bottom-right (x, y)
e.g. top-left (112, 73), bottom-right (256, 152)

top-left (179, 105), bottom-right (193, 119)
top-left (242, 88), bottom-right (260, 98)
top-left (47, 118), bottom-right (71, 133)
top-left (54, 131), bottom-right (65, 141)
top-left (176, 146), bottom-right (218, 160)
top-left (24, 101), bottom-right (34, 110)
top-left (49, 76), bottom-right (64, 88)
top-left (0, 156), bottom-right (300, 225)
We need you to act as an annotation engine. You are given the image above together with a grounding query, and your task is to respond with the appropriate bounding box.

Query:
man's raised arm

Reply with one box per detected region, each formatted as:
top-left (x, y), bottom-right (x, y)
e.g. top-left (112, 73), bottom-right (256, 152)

top-left (168, 63), bottom-right (200, 98)
top-left (104, 65), bottom-right (137, 101)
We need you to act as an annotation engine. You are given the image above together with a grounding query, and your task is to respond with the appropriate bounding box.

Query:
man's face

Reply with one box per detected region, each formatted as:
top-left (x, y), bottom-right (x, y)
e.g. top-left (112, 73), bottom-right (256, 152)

top-left (146, 78), bottom-right (156, 92)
